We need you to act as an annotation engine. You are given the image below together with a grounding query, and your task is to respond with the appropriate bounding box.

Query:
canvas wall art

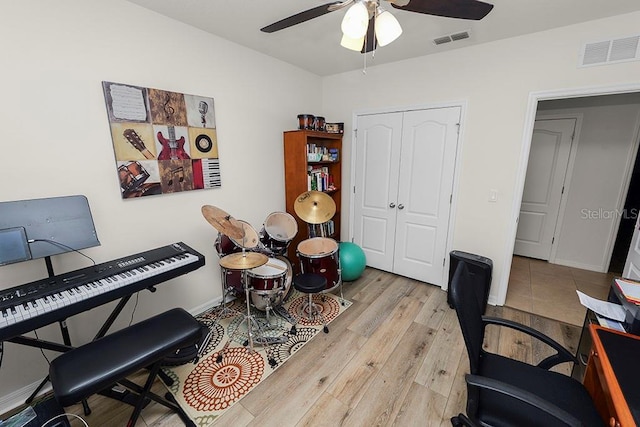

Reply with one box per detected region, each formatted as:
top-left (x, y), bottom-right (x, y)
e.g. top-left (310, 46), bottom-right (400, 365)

top-left (102, 81), bottom-right (221, 199)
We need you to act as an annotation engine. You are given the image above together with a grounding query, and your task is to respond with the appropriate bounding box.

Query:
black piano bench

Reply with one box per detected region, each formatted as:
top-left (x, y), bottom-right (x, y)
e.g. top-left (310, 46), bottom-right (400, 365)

top-left (49, 308), bottom-right (200, 427)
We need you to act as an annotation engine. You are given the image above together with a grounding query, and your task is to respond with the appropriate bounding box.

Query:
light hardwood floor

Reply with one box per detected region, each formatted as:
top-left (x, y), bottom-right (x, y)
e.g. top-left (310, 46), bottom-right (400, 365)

top-left (14, 267), bottom-right (582, 426)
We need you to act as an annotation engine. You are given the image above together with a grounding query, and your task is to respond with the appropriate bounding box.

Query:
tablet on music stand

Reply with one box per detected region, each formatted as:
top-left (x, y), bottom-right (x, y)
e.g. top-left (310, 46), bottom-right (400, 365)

top-left (0, 226), bottom-right (32, 266)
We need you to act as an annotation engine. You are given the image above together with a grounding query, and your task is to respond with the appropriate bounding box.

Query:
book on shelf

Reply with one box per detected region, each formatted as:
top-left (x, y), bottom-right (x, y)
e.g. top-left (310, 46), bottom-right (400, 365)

top-left (614, 277), bottom-right (640, 304)
top-left (306, 144), bottom-right (339, 162)
top-left (307, 166), bottom-right (335, 192)
top-left (308, 220), bottom-right (335, 238)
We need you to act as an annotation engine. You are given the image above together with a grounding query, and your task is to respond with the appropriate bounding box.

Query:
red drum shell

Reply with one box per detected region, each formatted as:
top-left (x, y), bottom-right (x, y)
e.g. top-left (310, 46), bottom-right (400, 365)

top-left (297, 237), bottom-right (341, 292)
top-left (214, 233), bottom-right (243, 257)
top-left (260, 212), bottom-right (298, 255)
top-left (249, 256), bottom-right (293, 311)
top-left (247, 257), bottom-right (288, 291)
top-left (221, 266), bottom-right (243, 296)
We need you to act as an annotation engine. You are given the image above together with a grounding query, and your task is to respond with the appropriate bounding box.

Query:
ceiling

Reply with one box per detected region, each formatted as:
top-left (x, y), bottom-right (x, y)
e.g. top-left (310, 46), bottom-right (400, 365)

top-left (125, 0), bottom-right (640, 76)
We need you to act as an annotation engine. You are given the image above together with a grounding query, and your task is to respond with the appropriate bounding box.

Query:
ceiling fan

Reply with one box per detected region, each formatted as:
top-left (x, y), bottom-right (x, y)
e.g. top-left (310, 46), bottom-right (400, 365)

top-left (260, 0), bottom-right (494, 53)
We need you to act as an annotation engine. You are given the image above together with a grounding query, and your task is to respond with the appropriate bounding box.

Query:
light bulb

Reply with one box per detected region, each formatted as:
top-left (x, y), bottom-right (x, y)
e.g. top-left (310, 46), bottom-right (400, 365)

top-left (341, 2), bottom-right (369, 39)
top-left (340, 33), bottom-right (365, 51)
top-left (375, 9), bottom-right (402, 47)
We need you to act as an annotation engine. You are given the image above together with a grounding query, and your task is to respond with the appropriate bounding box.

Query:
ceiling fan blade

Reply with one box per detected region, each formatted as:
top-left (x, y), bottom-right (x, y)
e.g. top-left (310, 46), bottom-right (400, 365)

top-left (391, 0), bottom-right (494, 20)
top-left (261, 2), bottom-right (347, 33)
top-left (361, 16), bottom-right (377, 54)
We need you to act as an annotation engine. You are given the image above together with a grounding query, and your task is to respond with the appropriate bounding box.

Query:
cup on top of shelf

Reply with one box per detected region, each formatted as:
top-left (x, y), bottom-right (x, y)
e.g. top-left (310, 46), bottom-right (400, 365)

top-left (314, 116), bottom-right (325, 132)
top-left (298, 114), bottom-right (315, 130)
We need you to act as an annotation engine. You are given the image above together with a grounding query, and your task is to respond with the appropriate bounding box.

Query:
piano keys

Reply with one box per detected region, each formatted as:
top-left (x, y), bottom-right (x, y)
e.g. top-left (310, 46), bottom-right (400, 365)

top-left (0, 242), bottom-right (205, 342)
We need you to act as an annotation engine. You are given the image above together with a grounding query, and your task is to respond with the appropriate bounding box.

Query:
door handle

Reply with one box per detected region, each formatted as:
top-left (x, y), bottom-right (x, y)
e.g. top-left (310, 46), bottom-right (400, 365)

top-left (398, 204), bottom-right (405, 210)
top-left (389, 203), bottom-right (396, 208)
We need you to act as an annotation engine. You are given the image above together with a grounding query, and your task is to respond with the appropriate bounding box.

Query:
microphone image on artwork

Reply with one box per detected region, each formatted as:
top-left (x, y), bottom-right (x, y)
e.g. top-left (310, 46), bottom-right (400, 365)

top-left (198, 101), bottom-right (209, 127)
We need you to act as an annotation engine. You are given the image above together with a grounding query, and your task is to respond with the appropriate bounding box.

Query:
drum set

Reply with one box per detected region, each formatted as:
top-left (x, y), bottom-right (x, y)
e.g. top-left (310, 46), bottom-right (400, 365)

top-left (200, 190), bottom-right (342, 352)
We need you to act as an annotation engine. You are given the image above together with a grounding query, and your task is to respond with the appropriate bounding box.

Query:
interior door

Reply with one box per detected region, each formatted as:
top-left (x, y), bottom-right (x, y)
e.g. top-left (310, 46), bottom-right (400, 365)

top-left (392, 108), bottom-right (460, 284)
top-left (623, 217), bottom-right (640, 280)
top-left (353, 107), bottom-right (460, 285)
top-left (514, 118), bottom-right (575, 260)
top-left (353, 112), bottom-right (403, 271)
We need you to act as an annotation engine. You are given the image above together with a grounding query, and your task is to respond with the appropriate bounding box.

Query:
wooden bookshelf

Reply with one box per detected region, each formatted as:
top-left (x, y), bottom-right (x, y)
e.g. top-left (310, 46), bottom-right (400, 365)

top-left (283, 130), bottom-right (342, 270)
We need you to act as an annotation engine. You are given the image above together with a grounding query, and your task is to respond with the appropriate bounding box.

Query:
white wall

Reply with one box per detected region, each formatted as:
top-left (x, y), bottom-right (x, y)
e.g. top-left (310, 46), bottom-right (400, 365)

top-left (537, 95), bottom-right (640, 272)
top-left (0, 0), bottom-right (322, 411)
top-left (322, 12), bottom-right (640, 306)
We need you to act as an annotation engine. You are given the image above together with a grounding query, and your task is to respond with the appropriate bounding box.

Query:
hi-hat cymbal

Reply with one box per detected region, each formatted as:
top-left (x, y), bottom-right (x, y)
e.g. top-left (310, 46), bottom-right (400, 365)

top-left (294, 191), bottom-right (336, 224)
top-left (201, 205), bottom-right (245, 240)
top-left (219, 251), bottom-right (268, 270)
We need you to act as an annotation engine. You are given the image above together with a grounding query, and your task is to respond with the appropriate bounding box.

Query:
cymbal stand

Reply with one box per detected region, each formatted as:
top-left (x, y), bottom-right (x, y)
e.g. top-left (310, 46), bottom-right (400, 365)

top-left (218, 250), bottom-right (284, 367)
top-left (211, 254), bottom-right (244, 320)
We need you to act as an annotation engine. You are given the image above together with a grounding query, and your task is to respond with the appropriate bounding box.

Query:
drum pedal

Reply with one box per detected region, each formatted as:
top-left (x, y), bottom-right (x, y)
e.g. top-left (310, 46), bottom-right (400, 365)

top-left (274, 305), bottom-right (296, 324)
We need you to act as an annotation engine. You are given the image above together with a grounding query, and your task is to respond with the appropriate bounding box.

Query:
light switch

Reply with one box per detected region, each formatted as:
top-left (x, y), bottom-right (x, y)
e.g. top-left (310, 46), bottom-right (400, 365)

top-left (489, 190), bottom-right (498, 202)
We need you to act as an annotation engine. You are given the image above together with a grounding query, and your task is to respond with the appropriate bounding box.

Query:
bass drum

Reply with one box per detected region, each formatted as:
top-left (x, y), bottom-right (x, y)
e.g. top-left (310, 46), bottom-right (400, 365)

top-left (249, 256), bottom-right (293, 311)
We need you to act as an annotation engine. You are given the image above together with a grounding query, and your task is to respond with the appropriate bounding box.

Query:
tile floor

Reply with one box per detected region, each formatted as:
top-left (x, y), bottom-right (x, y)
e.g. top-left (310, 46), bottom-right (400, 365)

top-left (505, 256), bottom-right (618, 326)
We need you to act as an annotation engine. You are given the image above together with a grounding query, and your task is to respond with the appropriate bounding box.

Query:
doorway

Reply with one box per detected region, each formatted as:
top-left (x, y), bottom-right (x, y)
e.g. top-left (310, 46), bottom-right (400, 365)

top-left (502, 91), bottom-right (640, 317)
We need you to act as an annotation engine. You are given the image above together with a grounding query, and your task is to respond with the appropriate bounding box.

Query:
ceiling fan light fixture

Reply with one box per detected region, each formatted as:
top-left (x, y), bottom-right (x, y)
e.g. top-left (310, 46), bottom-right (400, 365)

top-left (341, 1), bottom-right (369, 39)
top-left (375, 8), bottom-right (402, 47)
top-left (340, 33), bottom-right (365, 51)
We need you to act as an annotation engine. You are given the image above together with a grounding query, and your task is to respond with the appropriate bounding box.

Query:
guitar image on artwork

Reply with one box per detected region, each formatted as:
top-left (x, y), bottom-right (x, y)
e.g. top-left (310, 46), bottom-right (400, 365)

top-left (157, 126), bottom-right (190, 160)
top-left (123, 129), bottom-right (156, 159)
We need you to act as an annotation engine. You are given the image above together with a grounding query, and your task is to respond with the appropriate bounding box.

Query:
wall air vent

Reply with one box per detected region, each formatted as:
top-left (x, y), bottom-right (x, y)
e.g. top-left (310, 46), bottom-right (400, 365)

top-left (433, 30), bottom-right (470, 46)
top-left (579, 35), bottom-right (640, 67)
top-left (450, 31), bottom-right (470, 41)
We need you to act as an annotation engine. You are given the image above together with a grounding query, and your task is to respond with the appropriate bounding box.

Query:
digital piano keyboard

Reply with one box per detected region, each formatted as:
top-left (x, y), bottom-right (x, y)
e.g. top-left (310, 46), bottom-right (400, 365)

top-left (0, 242), bottom-right (205, 342)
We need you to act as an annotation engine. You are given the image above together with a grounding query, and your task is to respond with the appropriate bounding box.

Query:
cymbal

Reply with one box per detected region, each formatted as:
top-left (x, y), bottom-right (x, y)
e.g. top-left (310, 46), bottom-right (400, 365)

top-left (219, 251), bottom-right (268, 270)
top-left (294, 191), bottom-right (336, 224)
top-left (201, 205), bottom-right (245, 240)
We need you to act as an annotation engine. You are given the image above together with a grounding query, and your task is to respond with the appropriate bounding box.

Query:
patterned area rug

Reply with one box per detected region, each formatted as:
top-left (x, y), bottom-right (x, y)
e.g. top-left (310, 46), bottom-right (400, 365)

top-left (161, 290), bottom-right (351, 426)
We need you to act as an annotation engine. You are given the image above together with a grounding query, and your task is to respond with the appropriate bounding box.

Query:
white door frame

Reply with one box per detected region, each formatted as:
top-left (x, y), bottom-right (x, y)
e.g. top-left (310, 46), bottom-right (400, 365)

top-left (349, 100), bottom-right (467, 289)
top-left (499, 83), bottom-right (640, 306)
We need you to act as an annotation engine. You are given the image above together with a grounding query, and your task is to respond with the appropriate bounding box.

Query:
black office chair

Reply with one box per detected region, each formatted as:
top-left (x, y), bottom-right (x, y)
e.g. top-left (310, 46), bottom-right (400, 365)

top-left (449, 263), bottom-right (605, 427)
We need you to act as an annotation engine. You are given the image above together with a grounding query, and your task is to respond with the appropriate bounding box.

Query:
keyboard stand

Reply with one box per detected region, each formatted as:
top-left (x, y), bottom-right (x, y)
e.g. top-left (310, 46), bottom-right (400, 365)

top-left (19, 284), bottom-right (142, 414)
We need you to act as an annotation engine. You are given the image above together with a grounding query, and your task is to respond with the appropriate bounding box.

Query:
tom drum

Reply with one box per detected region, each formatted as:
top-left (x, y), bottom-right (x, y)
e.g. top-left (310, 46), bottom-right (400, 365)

top-left (296, 237), bottom-right (341, 292)
top-left (259, 212), bottom-right (298, 256)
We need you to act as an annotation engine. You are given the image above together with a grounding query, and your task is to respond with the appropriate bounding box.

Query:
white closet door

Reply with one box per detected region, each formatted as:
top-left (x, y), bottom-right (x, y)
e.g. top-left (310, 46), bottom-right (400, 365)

top-left (393, 107), bottom-right (460, 284)
top-left (353, 112), bottom-right (403, 271)
top-left (353, 107), bottom-right (460, 286)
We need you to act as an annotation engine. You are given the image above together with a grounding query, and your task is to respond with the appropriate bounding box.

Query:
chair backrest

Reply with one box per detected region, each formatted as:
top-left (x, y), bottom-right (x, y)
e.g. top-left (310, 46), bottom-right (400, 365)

top-left (449, 262), bottom-right (484, 374)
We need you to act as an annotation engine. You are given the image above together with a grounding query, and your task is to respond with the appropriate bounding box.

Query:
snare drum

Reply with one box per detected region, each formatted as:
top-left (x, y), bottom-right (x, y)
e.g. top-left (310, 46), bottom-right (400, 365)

top-left (259, 212), bottom-right (298, 255)
top-left (296, 237), bottom-right (341, 292)
top-left (248, 256), bottom-right (293, 311)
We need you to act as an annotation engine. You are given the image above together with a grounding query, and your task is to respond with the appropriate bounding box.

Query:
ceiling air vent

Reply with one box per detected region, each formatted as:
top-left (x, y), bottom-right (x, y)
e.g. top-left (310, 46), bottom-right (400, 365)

top-left (579, 35), bottom-right (640, 67)
top-left (433, 30), bottom-right (470, 46)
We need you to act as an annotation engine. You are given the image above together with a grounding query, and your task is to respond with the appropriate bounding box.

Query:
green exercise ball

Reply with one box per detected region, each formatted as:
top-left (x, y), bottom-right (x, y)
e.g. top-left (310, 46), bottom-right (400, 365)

top-left (339, 242), bottom-right (366, 281)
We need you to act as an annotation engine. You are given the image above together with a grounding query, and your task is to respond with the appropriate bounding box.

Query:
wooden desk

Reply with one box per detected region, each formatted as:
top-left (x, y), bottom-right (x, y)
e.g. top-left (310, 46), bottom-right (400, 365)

top-left (584, 324), bottom-right (640, 427)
